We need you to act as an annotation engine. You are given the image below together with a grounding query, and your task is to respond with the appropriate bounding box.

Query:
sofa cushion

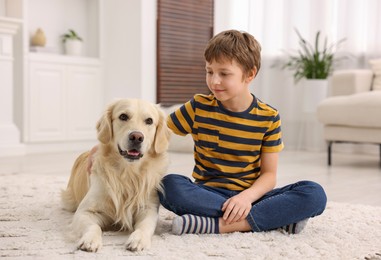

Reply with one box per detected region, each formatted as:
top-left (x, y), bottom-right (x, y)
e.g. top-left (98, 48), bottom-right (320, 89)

top-left (324, 125), bottom-right (381, 143)
top-left (317, 91), bottom-right (381, 128)
top-left (369, 59), bottom-right (381, 91)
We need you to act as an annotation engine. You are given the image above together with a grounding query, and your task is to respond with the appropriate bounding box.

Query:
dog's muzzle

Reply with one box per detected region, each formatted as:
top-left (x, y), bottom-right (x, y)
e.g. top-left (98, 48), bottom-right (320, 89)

top-left (118, 131), bottom-right (144, 161)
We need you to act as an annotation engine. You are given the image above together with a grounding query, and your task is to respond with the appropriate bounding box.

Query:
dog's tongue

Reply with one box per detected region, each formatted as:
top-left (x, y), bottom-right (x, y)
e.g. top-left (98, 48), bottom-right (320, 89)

top-left (128, 149), bottom-right (140, 156)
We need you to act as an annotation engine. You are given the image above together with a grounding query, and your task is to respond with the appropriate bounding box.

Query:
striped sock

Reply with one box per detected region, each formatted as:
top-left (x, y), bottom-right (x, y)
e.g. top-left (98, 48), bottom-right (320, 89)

top-left (172, 214), bottom-right (219, 235)
top-left (281, 218), bottom-right (309, 234)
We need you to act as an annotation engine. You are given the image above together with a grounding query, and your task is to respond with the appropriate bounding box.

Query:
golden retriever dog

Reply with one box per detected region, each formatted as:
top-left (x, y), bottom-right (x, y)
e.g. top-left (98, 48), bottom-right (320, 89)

top-left (61, 99), bottom-right (170, 252)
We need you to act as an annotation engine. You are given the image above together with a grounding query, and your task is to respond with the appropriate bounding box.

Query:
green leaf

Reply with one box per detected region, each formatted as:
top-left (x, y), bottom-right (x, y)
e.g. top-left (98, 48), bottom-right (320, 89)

top-left (61, 29), bottom-right (83, 43)
top-left (273, 28), bottom-right (346, 83)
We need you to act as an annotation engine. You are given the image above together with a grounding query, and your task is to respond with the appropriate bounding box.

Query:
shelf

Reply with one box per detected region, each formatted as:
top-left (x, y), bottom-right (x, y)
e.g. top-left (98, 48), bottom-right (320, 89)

top-left (27, 0), bottom-right (101, 58)
top-left (28, 52), bottom-right (101, 66)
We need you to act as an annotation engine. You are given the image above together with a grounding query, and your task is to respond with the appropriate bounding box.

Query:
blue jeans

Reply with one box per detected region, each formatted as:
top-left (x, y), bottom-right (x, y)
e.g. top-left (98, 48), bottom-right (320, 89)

top-left (158, 174), bottom-right (327, 232)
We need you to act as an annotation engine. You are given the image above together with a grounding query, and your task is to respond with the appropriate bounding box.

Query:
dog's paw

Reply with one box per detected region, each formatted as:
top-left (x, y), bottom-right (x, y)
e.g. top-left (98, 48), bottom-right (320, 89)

top-left (77, 229), bottom-right (102, 252)
top-left (125, 229), bottom-right (151, 251)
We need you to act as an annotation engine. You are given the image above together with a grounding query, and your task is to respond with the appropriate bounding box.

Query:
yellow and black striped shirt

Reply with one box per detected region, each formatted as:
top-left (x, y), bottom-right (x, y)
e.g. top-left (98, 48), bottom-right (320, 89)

top-left (167, 94), bottom-right (284, 191)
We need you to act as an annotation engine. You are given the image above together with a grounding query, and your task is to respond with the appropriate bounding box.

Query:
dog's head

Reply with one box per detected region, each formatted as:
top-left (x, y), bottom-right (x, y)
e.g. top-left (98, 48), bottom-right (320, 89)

top-left (96, 99), bottom-right (171, 161)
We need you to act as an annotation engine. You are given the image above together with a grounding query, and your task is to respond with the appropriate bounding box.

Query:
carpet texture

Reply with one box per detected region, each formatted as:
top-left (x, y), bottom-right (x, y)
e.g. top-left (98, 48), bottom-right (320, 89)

top-left (1, 173), bottom-right (381, 260)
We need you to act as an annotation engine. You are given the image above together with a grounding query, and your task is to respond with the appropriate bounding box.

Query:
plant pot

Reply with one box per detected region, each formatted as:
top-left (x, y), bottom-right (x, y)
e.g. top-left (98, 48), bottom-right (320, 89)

top-left (298, 79), bottom-right (328, 152)
top-left (301, 79), bottom-right (328, 113)
top-left (64, 39), bottom-right (82, 56)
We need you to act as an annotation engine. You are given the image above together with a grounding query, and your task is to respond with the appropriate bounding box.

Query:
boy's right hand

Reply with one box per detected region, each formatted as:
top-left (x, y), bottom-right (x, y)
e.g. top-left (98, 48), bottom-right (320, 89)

top-left (87, 145), bottom-right (98, 174)
top-left (221, 193), bottom-right (252, 224)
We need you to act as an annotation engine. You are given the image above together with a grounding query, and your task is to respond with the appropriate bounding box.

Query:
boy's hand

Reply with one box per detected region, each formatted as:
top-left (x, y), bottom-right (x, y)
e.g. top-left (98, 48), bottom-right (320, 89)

top-left (221, 192), bottom-right (252, 224)
top-left (87, 145), bottom-right (98, 174)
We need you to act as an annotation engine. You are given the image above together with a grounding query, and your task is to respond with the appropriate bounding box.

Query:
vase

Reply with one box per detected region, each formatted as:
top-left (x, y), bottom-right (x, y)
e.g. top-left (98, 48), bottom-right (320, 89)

top-left (64, 39), bottom-right (82, 56)
top-left (301, 79), bottom-right (328, 113)
top-left (31, 28), bottom-right (46, 47)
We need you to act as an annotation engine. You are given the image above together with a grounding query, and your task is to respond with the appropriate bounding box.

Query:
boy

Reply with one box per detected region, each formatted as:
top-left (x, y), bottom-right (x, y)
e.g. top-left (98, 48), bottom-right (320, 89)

top-left (159, 30), bottom-right (327, 235)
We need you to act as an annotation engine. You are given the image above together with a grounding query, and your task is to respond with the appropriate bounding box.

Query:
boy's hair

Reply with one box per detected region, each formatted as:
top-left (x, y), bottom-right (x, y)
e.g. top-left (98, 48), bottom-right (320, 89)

top-left (204, 30), bottom-right (261, 77)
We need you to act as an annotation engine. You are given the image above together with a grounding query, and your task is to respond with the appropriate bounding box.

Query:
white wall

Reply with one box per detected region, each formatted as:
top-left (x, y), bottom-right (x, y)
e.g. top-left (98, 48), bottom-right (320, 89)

top-left (102, 0), bottom-right (157, 105)
top-left (214, 0), bottom-right (250, 34)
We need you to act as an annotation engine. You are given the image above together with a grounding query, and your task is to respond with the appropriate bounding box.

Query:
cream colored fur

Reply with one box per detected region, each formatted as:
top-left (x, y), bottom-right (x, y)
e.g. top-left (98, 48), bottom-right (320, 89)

top-left (61, 99), bottom-right (170, 252)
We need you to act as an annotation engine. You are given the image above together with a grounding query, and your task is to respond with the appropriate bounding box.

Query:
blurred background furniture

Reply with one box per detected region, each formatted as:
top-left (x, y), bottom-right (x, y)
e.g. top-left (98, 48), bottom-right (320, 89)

top-left (317, 69), bottom-right (381, 166)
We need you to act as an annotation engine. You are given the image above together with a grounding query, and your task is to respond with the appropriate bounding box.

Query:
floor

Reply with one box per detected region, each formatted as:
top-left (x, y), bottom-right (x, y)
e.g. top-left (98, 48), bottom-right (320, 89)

top-left (1, 149), bottom-right (380, 207)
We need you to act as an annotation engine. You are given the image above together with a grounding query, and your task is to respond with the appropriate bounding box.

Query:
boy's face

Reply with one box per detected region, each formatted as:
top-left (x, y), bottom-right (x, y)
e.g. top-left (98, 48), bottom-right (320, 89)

top-left (205, 59), bottom-right (254, 106)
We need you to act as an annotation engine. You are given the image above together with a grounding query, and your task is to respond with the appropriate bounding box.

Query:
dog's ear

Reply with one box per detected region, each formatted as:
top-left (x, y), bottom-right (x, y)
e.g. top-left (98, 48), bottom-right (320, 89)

top-left (96, 103), bottom-right (114, 144)
top-left (153, 105), bottom-right (171, 154)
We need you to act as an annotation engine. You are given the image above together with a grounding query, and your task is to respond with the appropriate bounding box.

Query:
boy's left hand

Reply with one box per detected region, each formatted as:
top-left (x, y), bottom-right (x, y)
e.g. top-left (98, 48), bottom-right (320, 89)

top-left (221, 192), bottom-right (252, 224)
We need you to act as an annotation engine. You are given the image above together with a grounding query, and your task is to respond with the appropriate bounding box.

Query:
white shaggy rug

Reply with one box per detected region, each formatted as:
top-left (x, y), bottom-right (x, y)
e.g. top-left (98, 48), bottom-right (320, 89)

top-left (1, 173), bottom-right (381, 260)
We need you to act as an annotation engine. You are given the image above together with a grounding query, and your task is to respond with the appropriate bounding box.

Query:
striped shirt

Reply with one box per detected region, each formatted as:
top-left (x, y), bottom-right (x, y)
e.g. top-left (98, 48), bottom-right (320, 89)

top-left (167, 94), bottom-right (284, 191)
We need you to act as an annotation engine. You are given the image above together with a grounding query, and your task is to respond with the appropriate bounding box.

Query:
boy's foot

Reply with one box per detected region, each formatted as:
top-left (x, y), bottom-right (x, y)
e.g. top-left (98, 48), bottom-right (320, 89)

top-left (172, 214), bottom-right (219, 235)
top-left (281, 218), bottom-right (309, 234)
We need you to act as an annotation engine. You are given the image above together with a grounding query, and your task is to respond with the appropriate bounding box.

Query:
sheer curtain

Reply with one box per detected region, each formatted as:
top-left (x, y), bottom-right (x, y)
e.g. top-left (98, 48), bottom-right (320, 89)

top-left (215, 0), bottom-right (381, 148)
top-left (248, 0), bottom-right (381, 63)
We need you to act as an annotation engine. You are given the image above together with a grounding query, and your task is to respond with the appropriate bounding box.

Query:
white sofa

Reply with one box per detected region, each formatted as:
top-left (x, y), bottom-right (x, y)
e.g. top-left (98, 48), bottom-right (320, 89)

top-left (317, 69), bottom-right (381, 166)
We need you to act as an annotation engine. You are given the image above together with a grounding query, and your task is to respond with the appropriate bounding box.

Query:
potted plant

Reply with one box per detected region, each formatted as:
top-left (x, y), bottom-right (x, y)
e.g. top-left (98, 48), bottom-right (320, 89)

top-left (61, 29), bottom-right (83, 56)
top-left (278, 28), bottom-right (346, 83)
top-left (276, 29), bottom-right (346, 112)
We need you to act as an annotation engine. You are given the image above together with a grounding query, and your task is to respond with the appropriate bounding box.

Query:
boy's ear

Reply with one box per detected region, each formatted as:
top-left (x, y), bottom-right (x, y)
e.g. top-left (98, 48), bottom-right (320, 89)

top-left (246, 68), bottom-right (257, 82)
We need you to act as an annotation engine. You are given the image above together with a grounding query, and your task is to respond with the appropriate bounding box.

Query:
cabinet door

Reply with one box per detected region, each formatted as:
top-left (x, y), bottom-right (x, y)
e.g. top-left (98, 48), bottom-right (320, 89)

top-left (28, 62), bottom-right (66, 142)
top-left (67, 66), bottom-right (102, 140)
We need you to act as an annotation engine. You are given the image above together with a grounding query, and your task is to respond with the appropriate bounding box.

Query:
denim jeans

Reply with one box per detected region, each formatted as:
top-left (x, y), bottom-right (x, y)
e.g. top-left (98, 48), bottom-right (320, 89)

top-left (158, 174), bottom-right (327, 232)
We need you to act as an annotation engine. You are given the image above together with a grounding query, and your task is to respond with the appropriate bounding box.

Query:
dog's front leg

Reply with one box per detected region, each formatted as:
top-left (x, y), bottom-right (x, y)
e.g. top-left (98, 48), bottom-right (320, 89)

top-left (71, 177), bottom-right (107, 252)
top-left (72, 210), bottom-right (103, 252)
top-left (125, 197), bottom-right (159, 251)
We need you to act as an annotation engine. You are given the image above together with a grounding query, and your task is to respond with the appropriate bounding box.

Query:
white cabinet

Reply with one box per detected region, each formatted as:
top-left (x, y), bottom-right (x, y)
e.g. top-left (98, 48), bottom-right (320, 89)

top-left (27, 55), bottom-right (102, 143)
top-left (29, 61), bottom-right (66, 141)
top-left (1, 0), bottom-right (104, 152)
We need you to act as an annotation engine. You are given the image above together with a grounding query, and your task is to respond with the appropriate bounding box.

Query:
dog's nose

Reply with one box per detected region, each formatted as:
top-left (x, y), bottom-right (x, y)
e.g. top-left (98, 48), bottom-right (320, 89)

top-left (129, 131), bottom-right (144, 144)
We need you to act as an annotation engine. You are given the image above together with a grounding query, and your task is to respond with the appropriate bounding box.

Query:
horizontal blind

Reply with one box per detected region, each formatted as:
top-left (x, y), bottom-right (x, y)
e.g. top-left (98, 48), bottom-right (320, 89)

top-left (157, 0), bottom-right (213, 106)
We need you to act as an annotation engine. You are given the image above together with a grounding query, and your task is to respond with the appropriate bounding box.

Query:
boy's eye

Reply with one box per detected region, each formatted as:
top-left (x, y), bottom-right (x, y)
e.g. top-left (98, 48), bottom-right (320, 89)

top-left (206, 71), bottom-right (213, 75)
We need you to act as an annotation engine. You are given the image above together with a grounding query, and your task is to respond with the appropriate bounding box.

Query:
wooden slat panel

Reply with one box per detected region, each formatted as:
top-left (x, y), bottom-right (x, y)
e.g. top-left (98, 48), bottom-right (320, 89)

top-left (157, 0), bottom-right (213, 106)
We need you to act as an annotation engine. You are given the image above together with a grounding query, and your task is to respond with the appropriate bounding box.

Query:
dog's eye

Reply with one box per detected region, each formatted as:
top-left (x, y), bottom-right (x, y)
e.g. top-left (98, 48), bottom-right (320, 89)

top-left (119, 113), bottom-right (129, 121)
top-left (145, 118), bottom-right (153, 125)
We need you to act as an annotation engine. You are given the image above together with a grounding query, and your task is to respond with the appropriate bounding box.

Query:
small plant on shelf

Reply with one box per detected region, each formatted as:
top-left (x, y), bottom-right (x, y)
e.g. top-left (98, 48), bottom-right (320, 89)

top-left (61, 29), bottom-right (83, 56)
top-left (61, 29), bottom-right (83, 43)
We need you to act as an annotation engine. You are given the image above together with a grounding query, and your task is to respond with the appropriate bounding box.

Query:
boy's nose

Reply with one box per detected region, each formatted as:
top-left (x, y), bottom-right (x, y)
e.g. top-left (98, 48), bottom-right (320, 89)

top-left (211, 74), bottom-right (221, 85)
